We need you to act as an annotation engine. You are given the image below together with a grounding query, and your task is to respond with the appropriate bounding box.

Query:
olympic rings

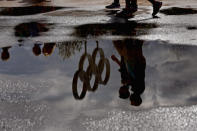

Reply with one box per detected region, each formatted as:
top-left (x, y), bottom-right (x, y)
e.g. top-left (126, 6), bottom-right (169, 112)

top-left (72, 41), bottom-right (111, 100)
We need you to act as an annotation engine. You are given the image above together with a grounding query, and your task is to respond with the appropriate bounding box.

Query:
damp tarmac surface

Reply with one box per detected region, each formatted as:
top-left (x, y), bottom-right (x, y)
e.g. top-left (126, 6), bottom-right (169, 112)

top-left (0, 0), bottom-right (197, 130)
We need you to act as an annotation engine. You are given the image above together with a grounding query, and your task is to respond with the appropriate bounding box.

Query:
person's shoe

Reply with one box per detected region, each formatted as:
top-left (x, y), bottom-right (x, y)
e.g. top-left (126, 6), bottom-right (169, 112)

top-left (116, 8), bottom-right (137, 18)
top-left (152, 1), bottom-right (162, 16)
top-left (119, 85), bottom-right (130, 99)
top-left (106, 3), bottom-right (120, 9)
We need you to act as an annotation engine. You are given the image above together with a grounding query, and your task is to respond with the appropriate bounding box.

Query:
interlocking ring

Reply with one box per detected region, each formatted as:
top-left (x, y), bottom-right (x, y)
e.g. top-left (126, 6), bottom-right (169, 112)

top-left (91, 47), bottom-right (110, 85)
top-left (86, 63), bottom-right (100, 91)
top-left (72, 70), bottom-right (88, 100)
top-left (79, 53), bottom-right (93, 71)
top-left (98, 58), bottom-right (110, 85)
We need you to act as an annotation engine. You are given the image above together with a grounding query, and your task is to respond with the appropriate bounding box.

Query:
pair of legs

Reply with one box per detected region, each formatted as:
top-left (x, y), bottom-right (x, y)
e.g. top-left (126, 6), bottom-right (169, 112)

top-left (106, 0), bottom-right (162, 16)
top-left (111, 55), bottom-right (144, 106)
top-left (125, 0), bottom-right (162, 16)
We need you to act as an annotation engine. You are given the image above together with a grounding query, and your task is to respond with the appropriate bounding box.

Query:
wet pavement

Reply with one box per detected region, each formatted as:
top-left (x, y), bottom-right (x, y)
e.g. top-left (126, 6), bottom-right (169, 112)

top-left (0, 0), bottom-right (197, 131)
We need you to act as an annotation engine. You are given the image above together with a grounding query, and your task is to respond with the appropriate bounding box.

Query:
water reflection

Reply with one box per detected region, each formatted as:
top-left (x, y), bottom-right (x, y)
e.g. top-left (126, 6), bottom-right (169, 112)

top-left (33, 42), bottom-right (60, 57)
top-left (1, 38), bottom-right (197, 108)
top-left (57, 41), bottom-right (82, 60)
top-left (1, 46), bottom-right (11, 61)
top-left (112, 39), bottom-right (146, 106)
top-left (42, 43), bottom-right (56, 56)
top-left (72, 41), bottom-right (110, 100)
top-left (32, 43), bottom-right (42, 56)
top-left (0, 41), bottom-right (82, 61)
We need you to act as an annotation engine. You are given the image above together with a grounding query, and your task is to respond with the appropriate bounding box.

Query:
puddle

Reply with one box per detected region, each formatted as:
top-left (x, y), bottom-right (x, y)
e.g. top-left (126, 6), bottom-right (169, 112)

top-left (0, 38), bottom-right (197, 130)
top-left (0, 39), bottom-right (197, 105)
top-left (160, 7), bottom-right (197, 15)
top-left (0, 6), bottom-right (64, 16)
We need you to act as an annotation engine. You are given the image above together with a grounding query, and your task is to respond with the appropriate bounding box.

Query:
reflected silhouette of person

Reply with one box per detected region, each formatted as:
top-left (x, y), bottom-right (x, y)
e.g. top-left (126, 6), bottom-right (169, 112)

top-left (42, 43), bottom-right (55, 56)
top-left (111, 39), bottom-right (146, 106)
top-left (1, 46), bottom-right (11, 61)
top-left (33, 44), bottom-right (41, 56)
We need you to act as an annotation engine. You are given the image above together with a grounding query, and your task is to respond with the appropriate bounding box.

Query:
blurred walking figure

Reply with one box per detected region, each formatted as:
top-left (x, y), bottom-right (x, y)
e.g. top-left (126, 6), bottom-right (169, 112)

top-left (114, 0), bottom-right (162, 17)
top-left (1, 47), bottom-right (11, 61)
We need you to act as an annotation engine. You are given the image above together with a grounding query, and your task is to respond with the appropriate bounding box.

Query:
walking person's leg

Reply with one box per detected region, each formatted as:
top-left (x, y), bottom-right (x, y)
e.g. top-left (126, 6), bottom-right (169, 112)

top-left (129, 0), bottom-right (137, 9)
top-left (106, 0), bottom-right (120, 9)
top-left (116, 0), bottom-right (137, 18)
top-left (147, 0), bottom-right (162, 16)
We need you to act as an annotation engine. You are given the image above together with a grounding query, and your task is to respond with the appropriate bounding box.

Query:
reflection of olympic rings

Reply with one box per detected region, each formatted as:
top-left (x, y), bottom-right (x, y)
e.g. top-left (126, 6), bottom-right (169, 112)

top-left (72, 41), bottom-right (110, 100)
top-left (72, 70), bottom-right (88, 99)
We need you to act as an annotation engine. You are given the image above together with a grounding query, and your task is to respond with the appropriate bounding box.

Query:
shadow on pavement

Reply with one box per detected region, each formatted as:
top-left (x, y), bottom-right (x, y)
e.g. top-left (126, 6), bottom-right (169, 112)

top-left (0, 6), bottom-right (64, 16)
top-left (187, 26), bottom-right (197, 30)
top-left (160, 7), bottom-right (197, 15)
top-left (14, 22), bottom-right (51, 37)
top-left (73, 21), bottom-right (158, 37)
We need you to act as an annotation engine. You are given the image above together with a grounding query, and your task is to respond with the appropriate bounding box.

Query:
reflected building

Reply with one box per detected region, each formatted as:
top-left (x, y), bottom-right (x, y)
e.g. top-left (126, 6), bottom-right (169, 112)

top-left (72, 41), bottom-right (110, 100)
top-left (112, 39), bottom-right (146, 106)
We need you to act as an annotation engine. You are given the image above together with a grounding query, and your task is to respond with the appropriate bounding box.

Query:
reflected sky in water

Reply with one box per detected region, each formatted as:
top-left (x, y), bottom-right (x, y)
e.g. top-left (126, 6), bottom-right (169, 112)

top-left (0, 38), bottom-right (197, 130)
top-left (0, 39), bottom-right (197, 105)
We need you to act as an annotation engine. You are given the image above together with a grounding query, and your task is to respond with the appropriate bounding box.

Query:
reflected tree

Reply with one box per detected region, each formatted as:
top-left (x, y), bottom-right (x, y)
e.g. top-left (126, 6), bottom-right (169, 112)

top-left (56, 41), bottom-right (83, 60)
